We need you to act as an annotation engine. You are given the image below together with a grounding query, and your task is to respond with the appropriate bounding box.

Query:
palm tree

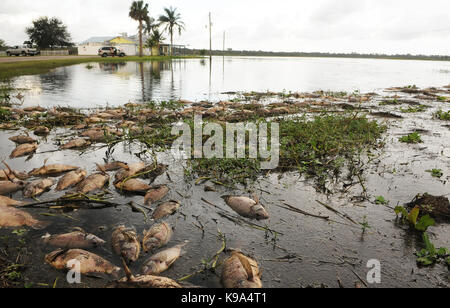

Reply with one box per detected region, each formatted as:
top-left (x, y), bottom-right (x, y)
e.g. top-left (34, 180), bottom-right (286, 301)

top-left (144, 16), bottom-right (157, 35)
top-left (129, 1), bottom-right (150, 57)
top-left (158, 7), bottom-right (185, 55)
top-left (145, 28), bottom-right (165, 56)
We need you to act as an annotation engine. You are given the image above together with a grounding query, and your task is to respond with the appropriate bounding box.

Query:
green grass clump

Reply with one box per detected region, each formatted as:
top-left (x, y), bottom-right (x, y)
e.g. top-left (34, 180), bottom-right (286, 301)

top-left (0, 106), bottom-right (11, 123)
top-left (400, 105), bottom-right (427, 113)
top-left (433, 110), bottom-right (450, 120)
top-left (399, 132), bottom-right (422, 144)
top-left (426, 169), bottom-right (443, 178)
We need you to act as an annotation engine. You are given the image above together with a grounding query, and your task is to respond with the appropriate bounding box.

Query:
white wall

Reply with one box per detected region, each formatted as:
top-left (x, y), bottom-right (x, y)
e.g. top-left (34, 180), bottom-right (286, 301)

top-left (77, 44), bottom-right (138, 56)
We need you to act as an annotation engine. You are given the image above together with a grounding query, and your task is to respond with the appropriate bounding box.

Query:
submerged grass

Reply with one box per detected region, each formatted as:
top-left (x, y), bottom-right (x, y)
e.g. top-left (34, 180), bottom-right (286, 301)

top-left (187, 113), bottom-right (386, 189)
top-left (0, 55), bottom-right (202, 79)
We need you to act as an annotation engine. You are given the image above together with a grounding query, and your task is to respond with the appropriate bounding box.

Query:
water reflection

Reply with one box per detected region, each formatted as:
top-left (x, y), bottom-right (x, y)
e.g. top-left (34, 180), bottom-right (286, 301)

top-left (10, 57), bottom-right (450, 108)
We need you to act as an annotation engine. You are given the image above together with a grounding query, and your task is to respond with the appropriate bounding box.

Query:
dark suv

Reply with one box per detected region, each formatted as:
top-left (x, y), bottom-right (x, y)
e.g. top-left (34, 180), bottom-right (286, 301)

top-left (98, 47), bottom-right (126, 57)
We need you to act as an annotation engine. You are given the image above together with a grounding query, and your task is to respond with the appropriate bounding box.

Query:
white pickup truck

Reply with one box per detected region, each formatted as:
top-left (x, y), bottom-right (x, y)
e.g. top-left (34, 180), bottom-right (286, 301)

top-left (6, 45), bottom-right (40, 56)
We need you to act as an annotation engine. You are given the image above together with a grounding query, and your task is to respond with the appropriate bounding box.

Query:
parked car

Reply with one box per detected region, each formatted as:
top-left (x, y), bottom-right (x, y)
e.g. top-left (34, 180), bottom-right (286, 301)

top-left (6, 45), bottom-right (40, 56)
top-left (98, 47), bottom-right (126, 57)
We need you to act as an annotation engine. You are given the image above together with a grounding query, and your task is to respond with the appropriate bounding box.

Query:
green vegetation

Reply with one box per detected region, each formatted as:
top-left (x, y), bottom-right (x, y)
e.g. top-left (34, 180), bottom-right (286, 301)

top-left (433, 109), bottom-right (450, 120)
top-left (188, 114), bottom-right (386, 190)
top-left (399, 132), bottom-right (422, 144)
top-left (426, 169), bottom-right (443, 178)
top-left (400, 105), bottom-right (427, 113)
top-left (0, 55), bottom-right (201, 79)
top-left (26, 16), bottom-right (73, 48)
top-left (0, 107), bottom-right (11, 123)
top-left (394, 206), bottom-right (435, 232)
top-left (375, 196), bottom-right (389, 205)
top-left (415, 233), bottom-right (449, 267)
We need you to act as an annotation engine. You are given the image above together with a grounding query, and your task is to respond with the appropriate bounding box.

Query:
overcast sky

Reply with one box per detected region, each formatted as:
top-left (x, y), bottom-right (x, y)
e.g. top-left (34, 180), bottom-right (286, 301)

top-left (0, 0), bottom-right (449, 55)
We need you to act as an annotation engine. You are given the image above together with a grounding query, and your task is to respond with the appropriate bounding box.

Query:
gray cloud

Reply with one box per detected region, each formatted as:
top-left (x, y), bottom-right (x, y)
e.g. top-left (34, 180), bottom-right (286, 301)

top-left (0, 0), bottom-right (449, 55)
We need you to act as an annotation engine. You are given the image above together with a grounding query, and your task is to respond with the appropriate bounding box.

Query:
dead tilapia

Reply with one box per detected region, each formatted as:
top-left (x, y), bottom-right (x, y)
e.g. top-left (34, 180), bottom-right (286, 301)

top-left (77, 173), bottom-right (109, 194)
top-left (10, 143), bottom-right (38, 158)
top-left (152, 201), bottom-right (180, 220)
top-left (115, 179), bottom-right (151, 194)
top-left (0, 195), bottom-right (23, 207)
top-left (29, 164), bottom-right (79, 177)
top-left (42, 229), bottom-right (106, 249)
top-left (221, 251), bottom-right (262, 288)
top-left (221, 196), bottom-right (269, 220)
top-left (142, 222), bottom-right (172, 253)
top-left (9, 135), bottom-right (37, 144)
top-left (144, 185), bottom-right (170, 206)
top-left (141, 242), bottom-right (187, 275)
top-left (34, 126), bottom-right (50, 135)
top-left (0, 204), bottom-right (46, 229)
top-left (0, 169), bottom-right (28, 181)
top-left (111, 225), bottom-right (141, 264)
top-left (23, 178), bottom-right (55, 198)
top-left (45, 249), bottom-right (120, 276)
top-left (56, 169), bottom-right (87, 191)
top-left (97, 161), bottom-right (128, 172)
top-left (114, 162), bottom-right (145, 184)
top-left (0, 180), bottom-right (24, 195)
top-left (60, 138), bottom-right (91, 149)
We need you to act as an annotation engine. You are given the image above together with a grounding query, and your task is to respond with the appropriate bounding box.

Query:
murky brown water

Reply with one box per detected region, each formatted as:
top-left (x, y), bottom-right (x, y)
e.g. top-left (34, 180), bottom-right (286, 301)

top-left (1, 58), bottom-right (449, 288)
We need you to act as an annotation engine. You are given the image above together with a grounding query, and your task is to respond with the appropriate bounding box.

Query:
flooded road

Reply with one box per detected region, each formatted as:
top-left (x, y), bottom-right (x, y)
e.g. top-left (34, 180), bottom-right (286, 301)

top-left (0, 58), bottom-right (449, 288)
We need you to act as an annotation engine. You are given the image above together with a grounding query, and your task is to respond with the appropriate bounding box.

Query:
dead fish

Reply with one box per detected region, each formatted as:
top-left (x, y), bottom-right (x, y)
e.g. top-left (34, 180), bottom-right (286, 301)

top-left (97, 161), bottom-right (128, 172)
top-left (29, 164), bottom-right (79, 177)
top-left (82, 129), bottom-right (106, 142)
top-left (10, 143), bottom-right (38, 158)
top-left (144, 185), bottom-right (170, 206)
top-left (42, 229), bottom-right (106, 249)
top-left (56, 169), bottom-right (87, 191)
top-left (221, 195), bottom-right (269, 220)
top-left (152, 201), bottom-right (180, 220)
top-left (111, 274), bottom-right (182, 288)
top-left (0, 169), bottom-right (28, 181)
top-left (221, 251), bottom-right (262, 288)
top-left (34, 126), bottom-right (50, 135)
top-left (0, 195), bottom-right (23, 207)
top-left (9, 135), bottom-right (37, 144)
top-left (115, 179), bottom-right (151, 194)
top-left (77, 173), bottom-right (110, 194)
top-left (60, 138), bottom-right (91, 149)
top-left (114, 162), bottom-right (145, 184)
top-left (0, 204), bottom-right (46, 229)
top-left (0, 180), bottom-right (24, 195)
top-left (23, 106), bottom-right (46, 112)
top-left (23, 178), bottom-right (55, 198)
top-left (112, 225), bottom-right (141, 264)
top-left (142, 222), bottom-right (172, 253)
top-left (45, 249), bottom-right (120, 276)
top-left (141, 242), bottom-right (187, 275)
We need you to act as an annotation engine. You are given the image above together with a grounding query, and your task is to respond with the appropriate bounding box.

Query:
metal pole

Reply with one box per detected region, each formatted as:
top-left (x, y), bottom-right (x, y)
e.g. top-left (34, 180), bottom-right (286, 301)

top-left (209, 12), bottom-right (212, 59)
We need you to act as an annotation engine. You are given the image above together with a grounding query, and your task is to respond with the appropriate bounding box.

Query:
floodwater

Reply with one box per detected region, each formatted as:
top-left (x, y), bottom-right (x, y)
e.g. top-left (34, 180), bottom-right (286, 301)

top-left (0, 57), bottom-right (449, 289)
top-left (10, 56), bottom-right (450, 108)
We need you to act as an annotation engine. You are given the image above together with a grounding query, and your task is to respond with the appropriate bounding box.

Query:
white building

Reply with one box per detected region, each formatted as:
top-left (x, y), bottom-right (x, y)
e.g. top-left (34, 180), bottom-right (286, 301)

top-left (77, 35), bottom-right (151, 56)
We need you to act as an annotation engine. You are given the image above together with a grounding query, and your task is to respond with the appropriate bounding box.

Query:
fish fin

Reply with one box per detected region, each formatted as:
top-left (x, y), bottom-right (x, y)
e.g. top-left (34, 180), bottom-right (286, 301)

top-left (95, 163), bottom-right (107, 174)
top-left (121, 257), bottom-right (134, 280)
top-left (252, 194), bottom-right (260, 204)
top-left (236, 253), bottom-right (254, 280)
top-left (43, 158), bottom-right (49, 166)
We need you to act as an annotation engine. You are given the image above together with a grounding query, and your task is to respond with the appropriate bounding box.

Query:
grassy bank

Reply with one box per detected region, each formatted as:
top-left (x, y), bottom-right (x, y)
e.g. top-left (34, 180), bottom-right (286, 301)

top-left (0, 55), bottom-right (202, 79)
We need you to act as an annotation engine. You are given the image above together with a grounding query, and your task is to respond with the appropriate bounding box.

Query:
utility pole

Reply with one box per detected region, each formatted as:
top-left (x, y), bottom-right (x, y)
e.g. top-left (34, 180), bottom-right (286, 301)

top-left (223, 31), bottom-right (225, 55)
top-left (209, 12), bottom-right (212, 59)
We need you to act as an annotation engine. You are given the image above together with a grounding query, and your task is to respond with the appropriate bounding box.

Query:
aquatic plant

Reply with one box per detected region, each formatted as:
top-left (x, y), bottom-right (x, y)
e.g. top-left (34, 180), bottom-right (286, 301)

top-left (399, 132), bottom-right (422, 144)
top-left (426, 169), bottom-right (443, 178)
top-left (433, 109), bottom-right (450, 120)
